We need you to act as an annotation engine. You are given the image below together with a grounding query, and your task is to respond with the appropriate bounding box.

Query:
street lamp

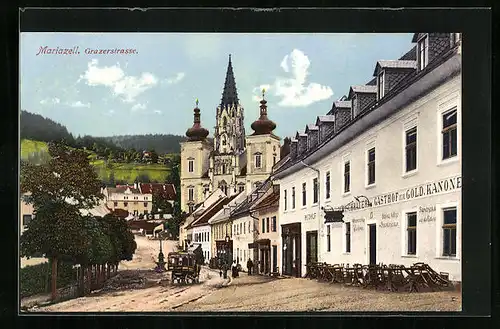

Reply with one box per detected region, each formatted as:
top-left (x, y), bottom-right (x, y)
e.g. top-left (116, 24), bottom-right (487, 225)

top-left (155, 233), bottom-right (166, 272)
top-left (223, 234), bottom-right (230, 279)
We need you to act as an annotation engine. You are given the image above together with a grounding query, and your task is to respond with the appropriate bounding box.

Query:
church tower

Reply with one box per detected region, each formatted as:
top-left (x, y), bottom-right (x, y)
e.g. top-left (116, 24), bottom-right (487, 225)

top-left (214, 54), bottom-right (246, 155)
top-left (245, 89), bottom-right (281, 192)
top-left (180, 100), bottom-right (212, 213)
top-left (209, 55), bottom-right (247, 196)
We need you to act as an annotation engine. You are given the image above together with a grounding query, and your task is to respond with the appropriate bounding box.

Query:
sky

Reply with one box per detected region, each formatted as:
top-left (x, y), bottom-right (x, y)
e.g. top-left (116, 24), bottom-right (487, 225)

top-left (20, 33), bottom-right (414, 140)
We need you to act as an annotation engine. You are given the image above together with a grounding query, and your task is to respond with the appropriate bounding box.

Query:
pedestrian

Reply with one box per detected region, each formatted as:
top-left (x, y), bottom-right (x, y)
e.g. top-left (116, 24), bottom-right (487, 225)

top-left (247, 258), bottom-right (253, 275)
top-left (231, 260), bottom-right (237, 278)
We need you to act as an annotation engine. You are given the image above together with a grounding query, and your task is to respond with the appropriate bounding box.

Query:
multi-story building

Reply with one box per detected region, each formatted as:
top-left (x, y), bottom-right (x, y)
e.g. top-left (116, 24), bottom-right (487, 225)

top-left (208, 191), bottom-right (247, 262)
top-left (179, 55), bottom-right (281, 213)
top-left (273, 33), bottom-right (462, 281)
top-left (104, 184), bottom-right (153, 216)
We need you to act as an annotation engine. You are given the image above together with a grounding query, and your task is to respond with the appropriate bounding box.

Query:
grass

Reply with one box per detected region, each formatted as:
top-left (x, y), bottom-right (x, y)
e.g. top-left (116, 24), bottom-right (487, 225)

top-left (20, 139), bottom-right (48, 159)
top-left (21, 139), bottom-right (172, 184)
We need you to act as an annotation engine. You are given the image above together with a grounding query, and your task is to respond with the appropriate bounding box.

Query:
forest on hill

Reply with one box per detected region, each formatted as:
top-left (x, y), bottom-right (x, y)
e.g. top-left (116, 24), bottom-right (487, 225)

top-left (104, 134), bottom-right (187, 155)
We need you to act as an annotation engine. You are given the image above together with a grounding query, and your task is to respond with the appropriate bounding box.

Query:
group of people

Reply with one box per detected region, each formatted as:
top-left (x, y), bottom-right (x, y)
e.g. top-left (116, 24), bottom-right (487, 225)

top-left (218, 258), bottom-right (256, 279)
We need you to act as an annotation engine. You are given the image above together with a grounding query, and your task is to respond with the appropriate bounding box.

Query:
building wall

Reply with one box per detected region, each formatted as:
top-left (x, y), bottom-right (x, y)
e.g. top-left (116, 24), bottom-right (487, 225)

top-left (245, 134), bottom-right (281, 193)
top-left (278, 73), bottom-right (461, 280)
top-left (106, 192), bottom-right (153, 215)
top-left (192, 225), bottom-right (211, 263)
top-left (211, 220), bottom-right (233, 259)
top-left (255, 206), bottom-right (281, 274)
top-left (20, 195), bottom-right (48, 268)
top-left (232, 215), bottom-right (255, 263)
top-left (180, 140), bottom-right (212, 212)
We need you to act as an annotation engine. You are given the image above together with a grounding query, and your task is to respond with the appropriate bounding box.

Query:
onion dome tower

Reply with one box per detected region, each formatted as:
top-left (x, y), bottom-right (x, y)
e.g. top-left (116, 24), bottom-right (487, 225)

top-left (186, 99), bottom-right (209, 141)
top-left (251, 89), bottom-right (277, 135)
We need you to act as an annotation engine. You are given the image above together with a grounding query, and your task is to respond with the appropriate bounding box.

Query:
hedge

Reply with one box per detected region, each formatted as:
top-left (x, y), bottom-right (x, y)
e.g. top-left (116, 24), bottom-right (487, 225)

top-left (20, 261), bottom-right (77, 298)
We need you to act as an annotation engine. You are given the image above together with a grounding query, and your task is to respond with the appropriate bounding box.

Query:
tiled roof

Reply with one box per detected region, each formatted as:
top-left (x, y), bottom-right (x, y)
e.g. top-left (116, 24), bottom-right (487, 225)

top-left (252, 189), bottom-right (279, 211)
top-left (374, 60), bottom-right (416, 76)
top-left (209, 192), bottom-right (247, 224)
top-left (334, 101), bottom-right (352, 109)
top-left (107, 187), bottom-right (141, 194)
top-left (232, 178), bottom-right (272, 217)
top-left (306, 124), bottom-right (319, 131)
top-left (190, 194), bottom-right (239, 228)
top-left (139, 183), bottom-right (176, 200)
top-left (111, 208), bottom-right (129, 218)
top-left (316, 115), bottom-right (335, 124)
top-left (350, 85), bottom-right (377, 94)
top-left (399, 46), bottom-right (417, 60)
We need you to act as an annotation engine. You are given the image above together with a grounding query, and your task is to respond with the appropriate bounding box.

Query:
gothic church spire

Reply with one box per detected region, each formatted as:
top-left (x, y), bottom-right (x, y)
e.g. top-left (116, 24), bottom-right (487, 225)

top-left (220, 54), bottom-right (239, 108)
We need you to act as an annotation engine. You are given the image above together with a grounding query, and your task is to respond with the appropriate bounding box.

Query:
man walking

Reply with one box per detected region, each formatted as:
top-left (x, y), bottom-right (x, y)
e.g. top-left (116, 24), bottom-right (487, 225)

top-left (247, 258), bottom-right (253, 275)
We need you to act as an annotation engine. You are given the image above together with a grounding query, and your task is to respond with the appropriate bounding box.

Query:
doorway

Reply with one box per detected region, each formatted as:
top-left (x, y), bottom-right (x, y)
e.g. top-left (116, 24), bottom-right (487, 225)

top-left (306, 231), bottom-right (318, 265)
top-left (368, 224), bottom-right (377, 265)
top-left (272, 245), bottom-right (278, 273)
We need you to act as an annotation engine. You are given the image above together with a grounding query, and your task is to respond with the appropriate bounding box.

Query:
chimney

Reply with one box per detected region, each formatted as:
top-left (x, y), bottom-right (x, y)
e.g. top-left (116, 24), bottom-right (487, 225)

top-left (348, 85), bottom-right (377, 118)
top-left (290, 139), bottom-right (298, 159)
top-left (280, 137), bottom-right (291, 158)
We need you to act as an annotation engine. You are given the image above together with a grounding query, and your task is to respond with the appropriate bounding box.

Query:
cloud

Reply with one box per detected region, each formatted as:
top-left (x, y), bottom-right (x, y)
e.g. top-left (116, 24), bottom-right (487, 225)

top-left (69, 101), bottom-right (90, 108)
top-left (154, 110), bottom-right (162, 114)
top-left (253, 49), bottom-right (333, 107)
top-left (40, 97), bottom-right (60, 105)
top-left (104, 109), bottom-right (115, 117)
top-left (131, 103), bottom-right (147, 111)
top-left (79, 59), bottom-right (158, 103)
top-left (165, 72), bottom-right (185, 84)
top-left (252, 84), bottom-right (272, 102)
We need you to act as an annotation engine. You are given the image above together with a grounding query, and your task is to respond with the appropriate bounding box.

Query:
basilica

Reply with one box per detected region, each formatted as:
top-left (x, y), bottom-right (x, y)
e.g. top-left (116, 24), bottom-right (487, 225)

top-left (179, 55), bottom-right (281, 213)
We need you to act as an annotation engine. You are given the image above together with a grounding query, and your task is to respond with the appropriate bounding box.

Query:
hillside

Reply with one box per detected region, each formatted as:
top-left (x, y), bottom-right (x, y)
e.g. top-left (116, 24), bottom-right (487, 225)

top-left (21, 139), bottom-right (172, 184)
top-left (20, 110), bottom-right (75, 144)
top-left (104, 134), bottom-right (187, 154)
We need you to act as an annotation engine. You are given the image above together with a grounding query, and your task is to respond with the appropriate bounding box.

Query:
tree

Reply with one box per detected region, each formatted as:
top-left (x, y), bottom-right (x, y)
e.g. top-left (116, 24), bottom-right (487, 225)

top-left (135, 173), bottom-right (151, 183)
top-left (164, 159), bottom-right (184, 238)
top-left (152, 189), bottom-right (172, 214)
top-left (20, 142), bottom-right (103, 300)
top-left (108, 171), bottom-right (116, 187)
top-left (150, 149), bottom-right (159, 164)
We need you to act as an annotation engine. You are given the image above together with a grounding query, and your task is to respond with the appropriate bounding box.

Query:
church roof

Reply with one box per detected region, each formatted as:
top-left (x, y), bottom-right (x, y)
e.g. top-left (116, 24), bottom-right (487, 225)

top-left (220, 54), bottom-right (239, 108)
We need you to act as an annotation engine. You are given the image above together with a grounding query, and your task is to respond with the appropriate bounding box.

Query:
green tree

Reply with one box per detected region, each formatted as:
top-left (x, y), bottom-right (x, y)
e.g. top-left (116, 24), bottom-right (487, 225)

top-left (150, 149), bottom-right (159, 164)
top-left (20, 142), bottom-right (103, 300)
top-left (164, 160), bottom-right (184, 238)
top-left (152, 189), bottom-right (172, 214)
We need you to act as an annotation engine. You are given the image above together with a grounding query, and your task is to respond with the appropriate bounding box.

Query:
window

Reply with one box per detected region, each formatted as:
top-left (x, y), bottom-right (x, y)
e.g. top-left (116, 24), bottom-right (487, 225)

top-left (367, 148), bottom-right (376, 185)
top-left (273, 154), bottom-right (277, 166)
top-left (313, 178), bottom-right (319, 204)
top-left (188, 204), bottom-right (194, 213)
top-left (284, 190), bottom-right (288, 211)
top-left (255, 153), bottom-right (262, 168)
top-left (222, 136), bottom-right (226, 146)
top-left (188, 159), bottom-right (194, 173)
top-left (292, 187), bottom-right (296, 209)
top-left (248, 221), bottom-right (251, 233)
top-left (418, 35), bottom-right (429, 70)
top-left (262, 218), bottom-right (265, 233)
top-left (124, 202), bottom-right (128, 207)
top-left (266, 217), bottom-right (270, 233)
top-left (302, 183), bottom-right (307, 206)
top-left (377, 71), bottom-right (385, 100)
top-left (271, 217), bottom-right (277, 232)
top-left (442, 108), bottom-right (458, 160)
top-left (113, 201), bottom-right (118, 207)
top-left (344, 161), bottom-right (350, 193)
top-left (325, 171), bottom-right (331, 199)
top-left (144, 210), bottom-right (148, 215)
top-left (244, 222), bottom-right (246, 234)
top-left (326, 225), bottom-right (331, 252)
top-left (405, 127), bottom-right (417, 172)
top-left (124, 196), bottom-right (128, 200)
top-left (23, 214), bottom-right (32, 227)
top-left (222, 163), bottom-right (227, 174)
top-left (239, 185), bottom-right (245, 193)
top-left (345, 222), bottom-right (351, 253)
top-left (442, 207), bottom-right (457, 257)
top-left (188, 187), bottom-right (194, 201)
top-left (143, 202), bottom-right (148, 207)
top-left (407, 212), bottom-right (417, 255)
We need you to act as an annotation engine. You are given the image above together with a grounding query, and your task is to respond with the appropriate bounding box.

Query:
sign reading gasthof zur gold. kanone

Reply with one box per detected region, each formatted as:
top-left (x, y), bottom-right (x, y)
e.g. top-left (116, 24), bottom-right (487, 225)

top-left (372, 175), bottom-right (461, 207)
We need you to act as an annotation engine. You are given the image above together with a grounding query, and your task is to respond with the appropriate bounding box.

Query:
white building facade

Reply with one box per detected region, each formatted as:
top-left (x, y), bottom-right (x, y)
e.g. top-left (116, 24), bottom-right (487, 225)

top-left (192, 224), bottom-right (211, 263)
top-left (274, 33), bottom-right (462, 281)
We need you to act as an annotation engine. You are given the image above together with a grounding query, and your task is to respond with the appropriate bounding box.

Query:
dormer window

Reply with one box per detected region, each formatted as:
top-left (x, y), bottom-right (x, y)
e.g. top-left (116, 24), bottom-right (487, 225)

top-left (418, 34), bottom-right (429, 71)
top-left (254, 153), bottom-right (262, 168)
top-left (377, 71), bottom-right (385, 100)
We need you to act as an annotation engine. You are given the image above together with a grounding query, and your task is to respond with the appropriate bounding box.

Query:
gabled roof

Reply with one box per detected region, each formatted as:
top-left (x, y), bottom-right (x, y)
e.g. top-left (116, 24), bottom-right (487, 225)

top-left (231, 178), bottom-right (273, 218)
top-left (139, 183), bottom-right (176, 200)
top-left (305, 124), bottom-right (319, 133)
top-left (107, 187), bottom-right (141, 194)
top-left (252, 189), bottom-right (279, 211)
top-left (349, 85), bottom-right (377, 94)
top-left (316, 115), bottom-right (335, 126)
top-left (209, 192), bottom-right (247, 225)
top-left (333, 100), bottom-right (352, 109)
top-left (399, 46), bottom-right (417, 60)
top-left (190, 194), bottom-right (239, 228)
top-left (373, 60), bottom-right (417, 76)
